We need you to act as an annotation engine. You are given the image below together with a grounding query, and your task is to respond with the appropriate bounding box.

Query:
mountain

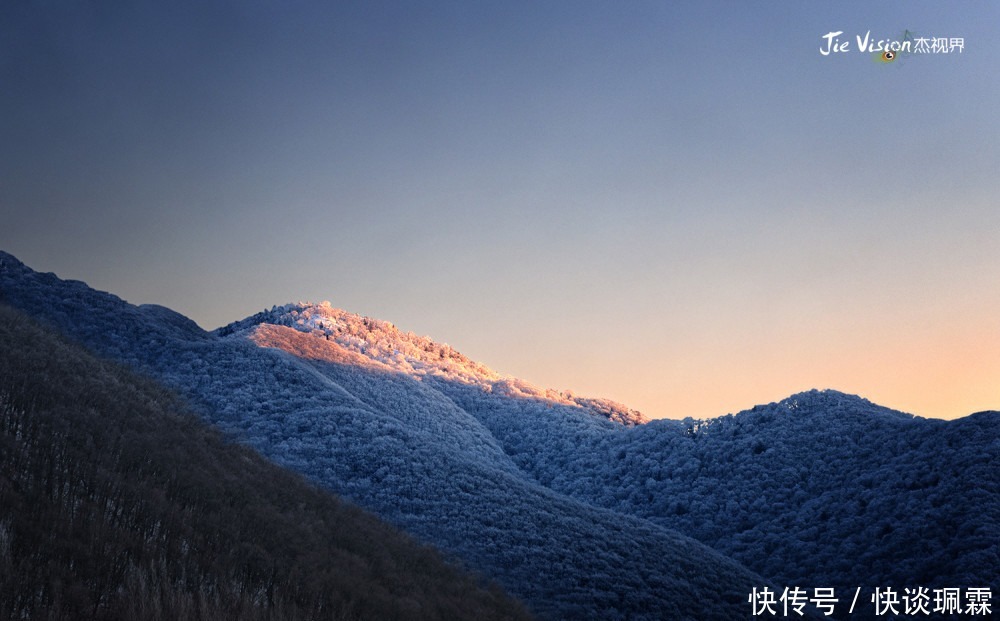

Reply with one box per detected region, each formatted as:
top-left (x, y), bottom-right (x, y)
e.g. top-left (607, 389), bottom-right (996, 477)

top-left (218, 301), bottom-right (648, 427)
top-left (2, 250), bottom-right (996, 620)
top-left (475, 388), bottom-right (999, 591)
top-left (229, 301), bottom-right (998, 600)
top-left (0, 252), bottom-right (767, 620)
top-left (0, 303), bottom-right (531, 621)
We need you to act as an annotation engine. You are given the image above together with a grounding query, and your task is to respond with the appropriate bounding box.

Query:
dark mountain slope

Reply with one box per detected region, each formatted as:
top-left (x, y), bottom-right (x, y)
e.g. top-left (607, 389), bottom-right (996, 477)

top-left (0, 304), bottom-right (532, 621)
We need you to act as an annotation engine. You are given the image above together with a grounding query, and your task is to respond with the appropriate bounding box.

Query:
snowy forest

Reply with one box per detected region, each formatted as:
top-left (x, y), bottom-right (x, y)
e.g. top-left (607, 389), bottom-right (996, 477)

top-left (1, 250), bottom-right (996, 620)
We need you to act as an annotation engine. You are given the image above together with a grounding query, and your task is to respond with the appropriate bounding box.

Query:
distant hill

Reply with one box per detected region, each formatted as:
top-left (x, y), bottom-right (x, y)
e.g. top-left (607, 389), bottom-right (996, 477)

top-left (456, 387), bottom-right (999, 591)
top-left (3, 249), bottom-right (996, 620)
top-left (0, 304), bottom-right (532, 621)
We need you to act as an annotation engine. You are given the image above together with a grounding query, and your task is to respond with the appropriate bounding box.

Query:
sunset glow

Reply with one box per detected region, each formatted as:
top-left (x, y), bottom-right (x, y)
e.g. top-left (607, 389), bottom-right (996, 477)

top-left (2, 1), bottom-right (997, 420)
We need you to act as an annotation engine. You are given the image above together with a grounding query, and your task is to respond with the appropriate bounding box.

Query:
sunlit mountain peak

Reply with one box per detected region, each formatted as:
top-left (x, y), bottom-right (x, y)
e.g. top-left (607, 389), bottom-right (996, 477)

top-left (217, 301), bottom-right (648, 425)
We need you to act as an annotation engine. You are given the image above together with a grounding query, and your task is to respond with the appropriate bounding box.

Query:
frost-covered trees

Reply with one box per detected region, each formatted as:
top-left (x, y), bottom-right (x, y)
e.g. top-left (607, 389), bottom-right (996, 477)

top-left (2, 250), bottom-right (996, 621)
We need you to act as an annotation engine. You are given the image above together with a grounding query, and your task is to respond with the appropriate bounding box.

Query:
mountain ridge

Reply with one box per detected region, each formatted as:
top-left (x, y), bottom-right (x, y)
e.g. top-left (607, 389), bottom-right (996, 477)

top-left (225, 300), bottom-right (950, 428)
top-left (219, 301), bottom-right (649, 426)
top-left (0, 250), bottom-right (774, 620)
top-left (0, 251), bottom-right (966, 426)
top-left (1, 249), bottom-right (996, 620)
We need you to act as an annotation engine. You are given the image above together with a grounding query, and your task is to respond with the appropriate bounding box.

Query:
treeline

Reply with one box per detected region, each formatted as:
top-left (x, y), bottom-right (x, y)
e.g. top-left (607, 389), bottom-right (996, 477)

top-left (0, 304), bottom-right (532, 621)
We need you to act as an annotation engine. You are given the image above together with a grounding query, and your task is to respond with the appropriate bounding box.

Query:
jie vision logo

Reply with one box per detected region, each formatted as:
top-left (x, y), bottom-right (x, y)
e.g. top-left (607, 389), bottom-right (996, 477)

top-left (820, 30), bottom-right (964, 63)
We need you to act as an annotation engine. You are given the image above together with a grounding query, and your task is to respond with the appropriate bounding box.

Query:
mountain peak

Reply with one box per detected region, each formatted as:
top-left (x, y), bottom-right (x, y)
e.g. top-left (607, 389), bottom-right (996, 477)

top-left (758, 389), bottom-right (918, 422)
top-left (781, 388), bottom-right (869, 408)
top-left (217, 301), bottom-right (502, 384)
top-left (218, 301), bottom-right (648, 425)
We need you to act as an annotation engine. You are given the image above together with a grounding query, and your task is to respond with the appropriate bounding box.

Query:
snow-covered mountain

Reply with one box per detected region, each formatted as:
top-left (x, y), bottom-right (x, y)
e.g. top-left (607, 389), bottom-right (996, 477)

top-left (220, 301), bottom-right (647, 426)
top-left (0, 252), bottom-right (764, 619)
top-left (1, 250), bottom-right (996, 620)
top-left (227, 301), bottom-right (1000, 601)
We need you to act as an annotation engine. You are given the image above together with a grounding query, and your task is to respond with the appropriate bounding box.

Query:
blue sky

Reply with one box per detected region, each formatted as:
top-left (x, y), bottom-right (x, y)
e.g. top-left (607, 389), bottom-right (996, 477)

top-left (3, 1), bottom-right (998, 419)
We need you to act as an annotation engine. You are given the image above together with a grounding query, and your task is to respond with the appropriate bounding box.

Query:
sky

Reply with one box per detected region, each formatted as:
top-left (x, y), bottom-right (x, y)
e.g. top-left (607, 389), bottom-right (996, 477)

top-left (2, 1), bottom-right (998, 420)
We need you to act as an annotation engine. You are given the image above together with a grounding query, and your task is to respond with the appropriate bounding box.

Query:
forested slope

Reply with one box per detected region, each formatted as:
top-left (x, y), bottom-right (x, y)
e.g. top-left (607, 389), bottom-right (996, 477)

top-left (0, 304), bottom-right (531, 621)
top-left (4, 250), bottom-right (994, 619)
top-left (229, 299), bottom-right (998, 599)
top-left (238, 301), bottom-right (1000, 619)
top-left (0, 251), bottom-right (766, 620)
top-left (442, 385), bottom-right (999, 592)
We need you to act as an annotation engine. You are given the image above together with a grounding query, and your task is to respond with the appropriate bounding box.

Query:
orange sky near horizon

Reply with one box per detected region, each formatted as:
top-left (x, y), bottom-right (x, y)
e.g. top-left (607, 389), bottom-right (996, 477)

top-left (3, 2), bottom-right (998, 422)
top-left (447, 309), bottom-right (1000, 422)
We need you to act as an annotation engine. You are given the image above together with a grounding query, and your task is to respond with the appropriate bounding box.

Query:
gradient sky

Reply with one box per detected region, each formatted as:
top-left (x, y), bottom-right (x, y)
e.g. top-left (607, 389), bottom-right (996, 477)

top-left (2, 1), bottom-right (998, 420)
